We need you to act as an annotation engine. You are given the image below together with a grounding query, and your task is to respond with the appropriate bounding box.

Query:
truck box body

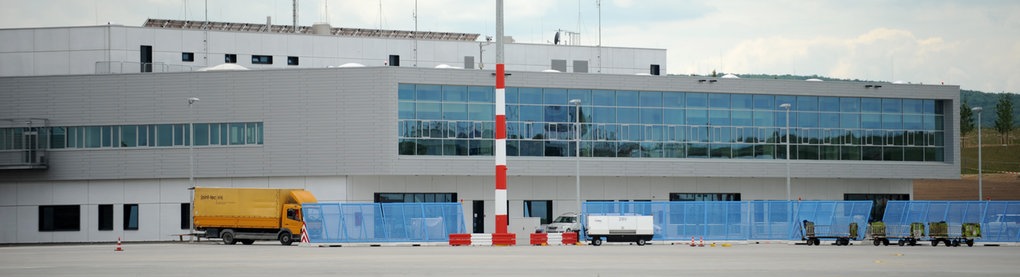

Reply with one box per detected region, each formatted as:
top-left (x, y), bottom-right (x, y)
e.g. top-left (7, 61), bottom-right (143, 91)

top-left (585, 215), bottom-right (655, 246)
top-left (192, 187), bottom-right (317, 245)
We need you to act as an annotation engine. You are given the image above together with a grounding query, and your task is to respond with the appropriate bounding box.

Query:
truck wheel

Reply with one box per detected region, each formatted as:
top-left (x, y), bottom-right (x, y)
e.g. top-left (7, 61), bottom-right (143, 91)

top-left (637, 238), bottom-right (647, 246)
top-left (221, 230), bottom-right (237, 245)
top-left (897, 240), bottom-right (905, 246)
top-left (592, 238), bottom-right (602, 246)
top-left (966, 239), bottom-right (974, 247)
top-left (931, 240), bottom-right (938, 247)
top-left (873, 239), bottom-right (881, 246)
top-left (279, 232), bottom-right (294, 245)
top-left (882, 239), bottom-right (890, 246)
top-left (241, 240), bottom-right (255, 245)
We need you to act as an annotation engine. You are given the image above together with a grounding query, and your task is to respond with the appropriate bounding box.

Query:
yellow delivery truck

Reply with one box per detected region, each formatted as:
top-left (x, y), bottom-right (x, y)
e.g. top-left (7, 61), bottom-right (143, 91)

top-left (192, 187), bottom-right (317, 245)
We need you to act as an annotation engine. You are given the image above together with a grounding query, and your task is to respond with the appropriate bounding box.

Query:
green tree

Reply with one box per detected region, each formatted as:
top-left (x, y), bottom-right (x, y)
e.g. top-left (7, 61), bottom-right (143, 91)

top-left (994, 93), bottom-right (1014, 145)
top-left (960, 101), bottom-right (974, 146)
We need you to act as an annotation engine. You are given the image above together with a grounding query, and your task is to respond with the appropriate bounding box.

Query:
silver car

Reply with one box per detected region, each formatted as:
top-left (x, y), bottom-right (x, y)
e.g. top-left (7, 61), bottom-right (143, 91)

top-left (545, 212), bottom-right (581, 233)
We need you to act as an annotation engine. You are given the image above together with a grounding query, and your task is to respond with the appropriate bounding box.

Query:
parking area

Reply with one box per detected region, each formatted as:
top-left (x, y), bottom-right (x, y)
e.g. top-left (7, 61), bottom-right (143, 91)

top-left (1, 242), bottom-right (1018, 276)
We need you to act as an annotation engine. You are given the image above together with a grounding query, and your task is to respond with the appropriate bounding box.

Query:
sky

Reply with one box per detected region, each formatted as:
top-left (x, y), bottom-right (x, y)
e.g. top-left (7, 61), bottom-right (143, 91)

top-left (1, 0), bottom-right (1018, 93)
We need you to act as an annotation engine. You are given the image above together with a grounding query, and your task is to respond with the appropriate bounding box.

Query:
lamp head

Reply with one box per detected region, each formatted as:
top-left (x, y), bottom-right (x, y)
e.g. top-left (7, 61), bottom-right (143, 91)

top-left (971, 107), bottom-right (982, 113)
top-left (187, 97), bottom-right (200, 105)
top-left (568, 99), bottom-right (581, 105)
top-left (779, 103), bottom-right (791, 110)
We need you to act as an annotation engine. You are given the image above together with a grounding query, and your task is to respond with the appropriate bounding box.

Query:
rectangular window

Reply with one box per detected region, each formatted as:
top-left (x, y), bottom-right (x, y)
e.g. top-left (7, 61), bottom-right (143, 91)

top-left (98, 204), bottom-right (113, 231)
top-left (123, 204), bottom-right (139, 231)
top-left (182, 52), bottom-right (194, 62)
top-left (669, 193), bottom-right (741, 201)
top-left (523, 200), bottom-right (553, 225)
top-left (225, 54), bottom-right (237, 63)
top-left (39, 205), bottom-right (80, 231)
top-left (157, 124), bottom-right (172, 147)
top-left (229, 123), bottom-right (245, 145)
top-left (373, 193), bottom-right (457, 203)
top-left (388, 55), bottom-right (400, 66)
top-left (120, 125), bottom-right (136, 147)
top-left (209, 123), bottom-right (220, 145)
top-left (180, 203), bottom-right (191, 230)
top-left (252, 55), bottom-right (273, 64)
top-left (287, 56), bottom-right (299, 66)
top-left (194, 124), bottom-right (208, 146)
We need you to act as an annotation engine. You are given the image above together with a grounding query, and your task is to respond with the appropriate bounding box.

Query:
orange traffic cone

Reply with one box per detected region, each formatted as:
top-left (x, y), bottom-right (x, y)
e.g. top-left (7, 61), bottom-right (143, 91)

top-left (699, 237), bottom-right (705, 247)
top-left (690, 236), bottom-right (696, 247)
top-left (299, 223), bottom-right (310, 245)
top-left (115, 237), bottom-right (123, 251)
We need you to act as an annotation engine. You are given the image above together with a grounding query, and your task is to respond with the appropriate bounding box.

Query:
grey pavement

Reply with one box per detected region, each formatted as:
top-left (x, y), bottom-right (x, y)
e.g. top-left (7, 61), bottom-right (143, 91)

top-left (1, 241), bottom-right (1018, 276)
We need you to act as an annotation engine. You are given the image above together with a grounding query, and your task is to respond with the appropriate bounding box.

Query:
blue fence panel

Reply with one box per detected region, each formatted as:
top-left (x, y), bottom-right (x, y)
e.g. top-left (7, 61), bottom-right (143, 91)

top-left (303, 202), bottom-right (464, 244)
top-left (882, 201), bottom-right (1020, 242)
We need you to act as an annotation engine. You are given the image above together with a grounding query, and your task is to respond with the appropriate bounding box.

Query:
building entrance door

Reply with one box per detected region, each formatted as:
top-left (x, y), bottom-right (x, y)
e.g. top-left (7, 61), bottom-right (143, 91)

top-left (472, 200), bottom-right (484, 233)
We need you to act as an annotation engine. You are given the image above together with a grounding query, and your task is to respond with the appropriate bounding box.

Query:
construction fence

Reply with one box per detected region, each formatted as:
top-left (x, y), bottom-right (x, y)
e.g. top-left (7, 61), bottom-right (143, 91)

top-left (582, 201), bottom-right (873, 241)
top-left (302, 202), bottom-right (466, 244)
top-left (883, 201), bottom-right (1020, 242)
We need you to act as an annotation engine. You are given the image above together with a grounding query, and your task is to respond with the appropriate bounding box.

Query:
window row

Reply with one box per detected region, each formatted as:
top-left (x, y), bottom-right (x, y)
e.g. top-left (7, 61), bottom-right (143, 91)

top-left (398, 120), bottom-right (945, 147)
top-left (374, 193), bottom-right (458, 203)
top-left (39, 203), bottom-right (191, 232)
top-left (400, 102), bottom-right (944, 130)
top-left (398, 139), bottom-right (944, 162)
top-left (216, 53), bottom-right (299, 66)
top-left (38, 122), bottom-right (263, 150)
top-left (398, 84), bottom-right (944, 114)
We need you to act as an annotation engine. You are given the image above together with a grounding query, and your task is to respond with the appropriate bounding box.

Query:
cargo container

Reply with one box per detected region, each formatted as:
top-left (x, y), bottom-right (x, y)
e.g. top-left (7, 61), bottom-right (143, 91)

top-left (192, 187), bottom-right (317, 245)
top-left (585, 214), bottom-right (654, 246)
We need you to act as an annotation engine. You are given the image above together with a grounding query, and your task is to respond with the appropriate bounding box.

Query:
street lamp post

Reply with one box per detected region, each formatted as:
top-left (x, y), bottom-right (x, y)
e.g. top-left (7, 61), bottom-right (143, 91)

top-left (972, 107), bottom-right (983, 200)
top-left (780, 103), bottom-right (792, 201)
top-left (187, 97), bottom-right (200, 187)
top-left (569, 99), bottom-right (582, 215)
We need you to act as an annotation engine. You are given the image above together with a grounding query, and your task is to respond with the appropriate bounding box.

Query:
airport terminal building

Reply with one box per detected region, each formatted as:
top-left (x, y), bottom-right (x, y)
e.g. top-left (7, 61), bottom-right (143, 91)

top-left (0, 20), bottom-right (960, 243)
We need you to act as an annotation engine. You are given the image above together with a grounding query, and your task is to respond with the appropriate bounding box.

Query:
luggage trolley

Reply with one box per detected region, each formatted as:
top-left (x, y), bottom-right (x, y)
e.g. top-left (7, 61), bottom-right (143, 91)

top-left (928, 221), bottom-right (981, 247)
top-left (800, 220), bottom-right (858, 246)
top-left (869, 222), bottom-right (925, 246)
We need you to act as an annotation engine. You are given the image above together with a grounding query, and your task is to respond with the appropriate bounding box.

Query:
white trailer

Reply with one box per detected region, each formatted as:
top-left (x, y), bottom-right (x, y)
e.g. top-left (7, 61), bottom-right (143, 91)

top-left (586, 215), bottom-right (655, 246)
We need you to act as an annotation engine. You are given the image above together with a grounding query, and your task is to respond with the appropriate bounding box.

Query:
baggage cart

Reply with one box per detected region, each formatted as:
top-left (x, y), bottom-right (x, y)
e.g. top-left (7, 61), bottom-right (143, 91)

top-left (870, 222), bottom-right (925, 246)
top-left (800, 220), bottom-right (858, 246)
top-left (928, 221), bottom-right (980, 247)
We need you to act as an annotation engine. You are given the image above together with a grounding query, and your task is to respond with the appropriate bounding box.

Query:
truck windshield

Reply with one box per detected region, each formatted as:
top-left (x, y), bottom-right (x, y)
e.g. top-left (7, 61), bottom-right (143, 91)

top-left (553, 216), bottom-right (576, 223)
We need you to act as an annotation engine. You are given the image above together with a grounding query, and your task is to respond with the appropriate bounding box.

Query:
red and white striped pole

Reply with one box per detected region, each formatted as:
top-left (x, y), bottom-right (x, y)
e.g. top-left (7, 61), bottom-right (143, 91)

top-left (494, 0), bottom-right (508, 235)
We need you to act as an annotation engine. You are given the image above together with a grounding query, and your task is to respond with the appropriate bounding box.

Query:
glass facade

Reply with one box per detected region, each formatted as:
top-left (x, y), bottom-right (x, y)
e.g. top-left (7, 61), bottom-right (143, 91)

top-left (0, 122), bottom-right (263, 150)
top-left (398, 84), bottom-right (945, 162)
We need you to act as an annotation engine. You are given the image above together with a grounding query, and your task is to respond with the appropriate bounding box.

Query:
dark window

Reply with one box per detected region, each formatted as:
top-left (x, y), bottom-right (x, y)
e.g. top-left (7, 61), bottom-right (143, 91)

top-left (252, 55), bottom-right (273, 64)
top-left (845, 194), bottom-right (909, 222)
top-left (225, 54), bottom-right (237, 63)
top-left (373, 193), bottom-right (457, 203)
top-left (180, 203), bottom-right (190, 230)
top-left (650, 64), bottom-right (661, 75)
top-left (140, 45), bottom-right (152, 72)
top-left (287, 56), bottom-right (299, 66)
top-left (39, 205), bottom-right (80, 231)
top-left (98, 204), bottom-right (113, 231)
top-left (182, 52), bottom-right (194, 62)
top-left (523, 200), bottom-right (553, 225)
top-left (124, 204), bottom-right (139, 230)
top-left (388, 55), bottom-right (400, 66)
top-left (669, 193), bottom-right (741, 201)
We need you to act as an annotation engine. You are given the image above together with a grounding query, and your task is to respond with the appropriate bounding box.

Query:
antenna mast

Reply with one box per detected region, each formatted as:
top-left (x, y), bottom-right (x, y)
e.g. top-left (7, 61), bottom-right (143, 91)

top-left (413, 0), bottom-right (418, 67)
top-left (293, 0), bottom-right (298, 33)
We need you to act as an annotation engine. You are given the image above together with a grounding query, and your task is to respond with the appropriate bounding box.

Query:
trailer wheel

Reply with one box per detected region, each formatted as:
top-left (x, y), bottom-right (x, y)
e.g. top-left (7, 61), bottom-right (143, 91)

top-left (882, 239), bottom-right (889, 246)
top-left (813, 238), bottom-right (821, 246)
top-left (909, 239), bottom-right (917, 246)
top-left (221, 230), bottom-right (237, 245)
top-left (637, 238), bottom-right (647, 246)
top-left (966, 239), bottom-right (974, 247)
top-left (592, 238), bottom-right (602, 246)
top-left (873, 239), bottom-right (881, 246)
top-left (945, 240), bottom-right (952, 247)
top-left (279, 232), bottom-right (294, 245)
top-left (241, 240), bottom-right (255, 245)
top-left (931, 240), bottom-right (938, 247)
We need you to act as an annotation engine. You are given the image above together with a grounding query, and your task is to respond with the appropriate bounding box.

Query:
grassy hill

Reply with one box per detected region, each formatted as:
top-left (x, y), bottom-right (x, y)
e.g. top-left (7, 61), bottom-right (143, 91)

top-left (960, 129), bottom-right (1020, 174)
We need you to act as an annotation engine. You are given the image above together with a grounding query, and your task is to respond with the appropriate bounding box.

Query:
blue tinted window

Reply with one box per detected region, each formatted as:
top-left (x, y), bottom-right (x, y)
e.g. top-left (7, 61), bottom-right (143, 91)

top-left (399, 102), bottom-right (415, 119)
top-left (903, 115), bottom-right (922, 129)
top-left (709, 110), bottom-right (730, 125)
top-left (616, 91), bottom-right (639, 106)
top-left (819, 97), bottom-right (839, 111)
top-left (882, 99), bottom-right (901, 113)
top-left (841, 114), bottom-right (860, 128)
top-left (592, 90), bottom-right (614, 106)
top-left (923, 115), bottom-right (936, 130)
top-left (731, 111), bottom-right (752, 126)
top-left (506, 105), bottom-right (519, 121)
top-left (545, 105), bottom-right (568, 122)
top-left (687, 109), bottom-right (707, 125)
top-left (519, 105), bottom-right (544, 121)
top-left (882, 114), bottom-right (901, 129)
top-left (796, 112), bottom-right (817, 127)
top-left (568, 89), bottom-right (591, 105)
top-left (923, 100), bottom-right (935, 114)
top-left (709, 93), bottom-right (730, 109)
top-left (504, 87), bottom-right (519, 104)
top-left (753, 111), bottom-right (773, 127)
top-left (796, 96), bottom-right (817, 111)
top-left (687, 93), bottom-right (708, 108)
top-left (543, 88), bottom-right (567, 105)
top-left (618, 108), bottom-right (640, 123)
top-left (753, 95), bottom-right (774, 109)
top-left (861, 114), bottom-right (881, 129)
top-left (416, 85), bottom-right (441, 101)
top-left (663, 92), bottom-right (684, 108)
top-left (519, 88), bottom-right (542, 104)
top-left (776, 96), bottom-right (796, 110)
top-left (861, 98), bottom-right (881, 112)
top-left (468, 104), bottom-right (494, 121)
top-left (399, 84), bottom-right (415, 100)
top-left (417, 103), bottom-right (442, 119)
top-left (903, 99), bottom-right (922, 113)
top-left (640, 91), bottom-right (662, 107)
top-left (664, 109), bottom-right (684, 124)
top-left (443, 86), bottom-right (467, 102)
top-left (819, 113), bottom-right (839, 128)
top-left (592, 107), bottom-right (616, 123)
top-left (468, 86), bottom-right (494, 102)
top-left (640, 108), bottom-right (662, 124)
top-left (731, 94), bottom-right (752, 110)
top-left (840, 98), bottom-right (860, 112)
